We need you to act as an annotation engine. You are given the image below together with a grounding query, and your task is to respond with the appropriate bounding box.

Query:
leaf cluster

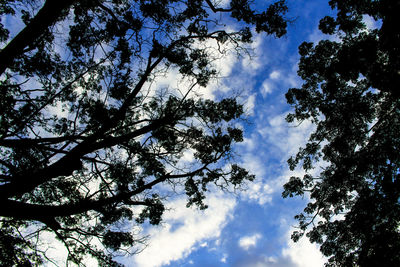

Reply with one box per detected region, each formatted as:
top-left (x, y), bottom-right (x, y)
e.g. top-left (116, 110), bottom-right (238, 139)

top-left (284, 0), bottom-right (400, 266)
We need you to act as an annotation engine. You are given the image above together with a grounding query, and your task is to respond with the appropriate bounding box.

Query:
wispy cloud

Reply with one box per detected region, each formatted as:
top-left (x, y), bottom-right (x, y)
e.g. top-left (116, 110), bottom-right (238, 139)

top-left (258, 114), bottom-right (315, 158)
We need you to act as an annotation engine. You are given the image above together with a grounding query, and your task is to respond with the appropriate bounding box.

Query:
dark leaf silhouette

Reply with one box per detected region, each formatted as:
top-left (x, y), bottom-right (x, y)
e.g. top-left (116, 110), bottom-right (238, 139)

top-left (284, 0), bottom-right (400, 266)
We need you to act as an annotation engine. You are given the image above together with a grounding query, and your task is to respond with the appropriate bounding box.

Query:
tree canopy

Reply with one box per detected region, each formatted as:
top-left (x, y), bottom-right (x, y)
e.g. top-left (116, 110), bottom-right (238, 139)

top-left (283, 0), bottom-right (400, 266)
top-left (0, 0), bottom-right (289, 265)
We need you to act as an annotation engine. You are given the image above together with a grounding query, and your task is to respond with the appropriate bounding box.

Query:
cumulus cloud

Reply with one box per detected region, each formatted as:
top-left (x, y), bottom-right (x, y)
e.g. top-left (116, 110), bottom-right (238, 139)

top-left (282, 230), bottom-right (326, 267)
top-left (131, 193), bottom-right (236, 267)
top-left (240, 177), bottom-right (274, 205)
top-left (238, 233), bottom-right (262, 251)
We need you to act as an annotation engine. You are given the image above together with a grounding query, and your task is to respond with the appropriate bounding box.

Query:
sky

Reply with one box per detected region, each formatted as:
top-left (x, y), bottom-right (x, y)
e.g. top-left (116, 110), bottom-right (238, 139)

top-left (2, 0), bottom-right (367, 266)
top-left (120, 1), bottom-right (338, 266)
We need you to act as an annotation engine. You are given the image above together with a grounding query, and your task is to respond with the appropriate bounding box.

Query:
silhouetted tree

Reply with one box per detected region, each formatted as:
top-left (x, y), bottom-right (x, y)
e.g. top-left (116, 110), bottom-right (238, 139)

top-left (283, 0), bottom-right (400, 266)
top-left (0, 0), bottom-right (289, 265)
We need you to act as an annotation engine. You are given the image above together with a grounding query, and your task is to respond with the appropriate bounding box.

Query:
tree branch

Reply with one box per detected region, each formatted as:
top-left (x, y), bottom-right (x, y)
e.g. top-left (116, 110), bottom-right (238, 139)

top-left (204, 0), bottom-right (233, 13)
top-left (0, 164), bottom-right (207, 221)
top-left (0, 117), bottom-right (168, 199)
top-left (0, 135), bottom-right (84, 148)
top-left (0, 0), bottom-right (77, 75)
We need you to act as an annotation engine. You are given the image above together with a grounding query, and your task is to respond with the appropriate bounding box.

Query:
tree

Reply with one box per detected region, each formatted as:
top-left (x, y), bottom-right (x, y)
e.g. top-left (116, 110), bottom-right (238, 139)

top-left (0, 0), bottom-right (289, 265)
top-left (283, 0), bottom-right (400, 266)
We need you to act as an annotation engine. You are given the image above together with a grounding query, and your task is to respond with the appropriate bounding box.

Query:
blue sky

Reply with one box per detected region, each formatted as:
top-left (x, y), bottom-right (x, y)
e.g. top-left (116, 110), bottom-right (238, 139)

top-left (122, 1), bottom-right (337, 266)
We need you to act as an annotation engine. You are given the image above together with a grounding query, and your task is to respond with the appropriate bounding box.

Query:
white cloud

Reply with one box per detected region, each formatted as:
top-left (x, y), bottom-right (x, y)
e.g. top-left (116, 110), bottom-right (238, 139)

top-left (307, 26), bottom-right (340, 44)
top-left (41, 232), bottom-right (68, 266)
top-left (260, 69), bottom-right (293, 97)
top-left (238, 233), bottom-right (262, 251)
top-left (214, 0), bottom-right (230, 8)
top-left (41, 229), bottom-right (102, 267)
top-left (261, 80), bottom-right (274, 96)
top-left (242, 178), bottom-right (274, 205)
top-left (362, 15), bottom-right (380, 30)
top-left (221, 253), bottom-right (228, 263)
top-left (240, 163), bottom-right (309, 206)
top-left (282, 230), bottom-right (326, 267)
top-left (234, 109), bottom-right (317, 207)
top-left (238, 151), bottom-right (277, 204)
top-left (181, 149), bottom-right (195, 163)
top-left (241, 34), bottom-right (264, 71)
top-left (269, 70), bottom-right (281, 80)
top-left (132, 193), bottom-right (236, 267)
top-left (244, 93), bottom-right (257, 115)
top-left (193, 37), bottom-right (241, 99)
top-left (233, 223), bottom-right (326, 267)
top-left (241, 153), bottom-right (266, 179)
top-left (238, 135), bottom-right (256, 151)
top-left (46, 101), bottom-right (69, 118)
top-left (199, 242), bottom-right (208, 248)
top-left (258, 113), bottom-right (314, 158)
top-left (142, 37), bottom-right (242, 101)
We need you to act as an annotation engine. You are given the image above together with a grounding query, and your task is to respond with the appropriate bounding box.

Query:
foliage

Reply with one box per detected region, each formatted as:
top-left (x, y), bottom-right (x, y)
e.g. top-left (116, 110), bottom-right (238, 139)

top-left (283, 0), bottom-right (400, 266)
top-left (0, 0), bottom-right (289, 265)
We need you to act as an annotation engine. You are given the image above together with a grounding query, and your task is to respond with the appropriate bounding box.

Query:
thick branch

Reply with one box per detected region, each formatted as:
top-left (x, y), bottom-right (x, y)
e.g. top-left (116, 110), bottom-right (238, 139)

top-left (0, 166), bottom-right (206, 221)
top-left (0, 118), bottom-right (167, 199)
top-left (0, 199), bottom-right (148, 220)
top-left (92, 118), bottom-right (166, 150)
top-left (0, 179), bottom-right (161, 221)
top-left (0, 135), bottom-right (84, 148)
top-left (0, 0), bottom-right (76, 75)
